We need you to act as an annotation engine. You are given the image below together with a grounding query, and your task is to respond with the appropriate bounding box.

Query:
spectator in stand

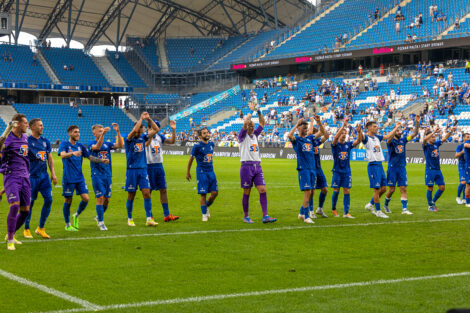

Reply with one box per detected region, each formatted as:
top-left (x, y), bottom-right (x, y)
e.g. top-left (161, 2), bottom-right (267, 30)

top-left (433, 9), bottom-right (439, 22)
top-left (189, 46), bottom-right (194, 55)
top-left (7, 52), bottom-right (12, 62)
top-left (396, 21), bottom-right (400, 33)
top-left (78, 108), bottom-right (83, 118)
top-left (63, 64), bottom-right (68, 71)
top-left (465, 60), bottom-right (470, 74)
top-left (368, 12), bottom-right (373, 23)
top-left (358, 65), bottom-right (363, 77)
top-left (429, 4), bottom-right (434, 17)
top-left (32, 54), bottom-right (37, 66)
top-left (374, 7), bottom-right (379, 20)
top-left (343, 32), bottom-right (348, 43)
top-left (418, 13), bottom-right (423, 25)
top-left (115, 53), bottom-right (119, 60)
top-left (455, 20), bottom-right (460, 30)
top-left (69, 65), bottom-right (74, 71)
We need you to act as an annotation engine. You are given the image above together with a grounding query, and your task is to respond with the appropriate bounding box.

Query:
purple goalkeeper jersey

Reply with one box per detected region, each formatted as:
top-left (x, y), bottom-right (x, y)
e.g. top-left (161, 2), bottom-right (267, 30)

top-left (0, 132), bottom-right (29, 176)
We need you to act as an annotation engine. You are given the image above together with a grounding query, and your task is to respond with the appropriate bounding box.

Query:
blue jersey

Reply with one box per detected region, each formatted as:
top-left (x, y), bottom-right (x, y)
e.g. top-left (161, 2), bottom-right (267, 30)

top-left (387, 136), bottom-right (409, 168)
top-left (28, 135), bottom-right (51, 178)
top-left (125, 134), bottom-right (148, 169)
top-left (332, 141), bottom-right (353, 174)
top-left (58, 141), bottom-right (89, 183)
top-left (191, 141), bottom-right (215, 173)
top-left (457, 143), bottom-right (466, 171)
top-left (291, 135), bottom-right (316, 171)
top-left (423, 140), bottom-right (442, 171)
top-left (313, 138), bottom-right (322, 170)
top-left (88, 140), bottom-right (114, 177)
top-left (464, 140), bottom-right (470, 170)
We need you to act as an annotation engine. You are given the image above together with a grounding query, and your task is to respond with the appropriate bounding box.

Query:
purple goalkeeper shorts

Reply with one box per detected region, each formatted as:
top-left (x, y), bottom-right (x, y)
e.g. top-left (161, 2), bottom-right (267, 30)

top-left (3, 174), bottom-right (31, 206)
top-left (240, 162), bottom-right (265, 188)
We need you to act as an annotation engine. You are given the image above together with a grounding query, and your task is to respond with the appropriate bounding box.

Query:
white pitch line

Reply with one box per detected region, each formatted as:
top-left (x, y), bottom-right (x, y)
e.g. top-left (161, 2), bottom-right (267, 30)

top-left (0, 269), bottom-right (101, 311)
top-left (26, 217), bottom-right (470, 244)
top-left (36, 271), bottom-right (470, 313)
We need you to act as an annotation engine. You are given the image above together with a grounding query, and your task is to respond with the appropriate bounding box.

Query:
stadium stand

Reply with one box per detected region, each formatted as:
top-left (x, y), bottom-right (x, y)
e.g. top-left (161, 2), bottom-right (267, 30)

top-left (0, 44), bottom-right (51, 84)
top-left (348, 0), bottom-right (470, 48)
top-left (263, 0), bottom-right (398, 59)
top-left (13, 103), bottom-right (134, 143)
top-left (106, 51), bottom-right (147, 88)
top-left (40, 47), bottom-right (110, 87)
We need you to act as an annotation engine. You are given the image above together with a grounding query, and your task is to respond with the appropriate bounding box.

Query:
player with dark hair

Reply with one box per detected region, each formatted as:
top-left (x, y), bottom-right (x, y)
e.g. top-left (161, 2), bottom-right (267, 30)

top-left (145, 119), bottom-right (179, 222)
top-left (125, 112), bottom-right (159, 226)
top-left (23, 118), bottom-right (57, 239)
top-left (363, 121), bottom-right (394, 218)
top-left (186, 127), bottom-right (218, 222)
top-left (455, 133), bottom-right (469, 205)
top-left (238, 101), bottom-right (276, 224)
top-left (307, 116), bottom-right (329, 218)
top-left (383, 116), bottom-right (420, 215)
top-left (288, 116), bottom-right (324, 224)
top-left (422, 126), bottom-right (456, 211)
top-left (330, 118), bottom-right (363, 218)
top-left (1, 114), bottom-right (30, 250)
top-left (59, 125), bottom-right (109, 231)
top-left (88, 123), bottom-right (123, 230)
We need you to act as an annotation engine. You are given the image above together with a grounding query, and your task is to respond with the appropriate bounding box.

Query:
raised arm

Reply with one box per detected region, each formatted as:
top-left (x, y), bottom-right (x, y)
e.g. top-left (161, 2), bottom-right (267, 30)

top-left (112, 123), bottom-right (123, 149)
top-left (127, 112), bottom-right (146, 140)
top-left (307, 117), bottom-right (315, 136)
top-left (386, 123), bottom-right (401, 144)
top-left (91, 127), bottom-right (110, 151)
top-left (314, 115), bottom-right (327, 140)
top-left (423, 128), bottom-right (438, 146)
top-left (288, 118), bottom-right (303, 142)
top-left (47, 153), bottom-right (57, 185)
top-left (0, 121), bottom-right (16, 150)
top-left (146, 117), bottom-right (160, 138)
top-left (409, 115), bottom-right (421, 140)
top-left (353, 124), bottom-right (363, 147)
top-left (239, 113), bottom-right (251, 142)
top-left (165, 120), bottom-right (177, 145)
top-left (443, 126), bottom-right (456, 142)
top-left (250, 101), bottom-right (264, 128)
top-left (333, 119), bottom-right (348, 146)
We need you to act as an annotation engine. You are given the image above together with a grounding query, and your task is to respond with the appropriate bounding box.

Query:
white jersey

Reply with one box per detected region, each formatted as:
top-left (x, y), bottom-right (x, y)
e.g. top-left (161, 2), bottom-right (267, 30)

top-left (363, 134), bottom-right (384, 162)
top-left (239, 126), bottom-right (263, 162)
top-left (145, 133), bottom-right (166, 164)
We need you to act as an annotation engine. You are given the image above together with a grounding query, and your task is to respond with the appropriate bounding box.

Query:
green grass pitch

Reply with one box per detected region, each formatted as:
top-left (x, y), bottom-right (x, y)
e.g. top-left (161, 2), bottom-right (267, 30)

top-left (0, 154), bottom-right (470, 313)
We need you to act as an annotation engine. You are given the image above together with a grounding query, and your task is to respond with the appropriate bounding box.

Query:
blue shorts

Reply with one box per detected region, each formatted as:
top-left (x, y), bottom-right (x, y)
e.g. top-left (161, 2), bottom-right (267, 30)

top-left (368, 163), bottom-right (386, 189)
top-left (125, 168), bottom-right (150, 192)
top-left (459, 168), bottom-right (466, 182)
top-left (425, 169), bottom-right (445, 186)
top-left (331, 172), bottom-right (352, 189)
top-left (387, 166), bottom-right (408, 187)
top-left (465, 170), bottom-right (470, 185)
top-left (31, 173), bottom-right (52, 201)
top-left (196, 171), bottom-right (218, 194)
top-left (315, 168), bottom-right (328, 189)
top-left (63, 179), bottom-right (88, 197)
top-left (148, 164), bottom-right (167, 190)
top-left (298, 169), bottom-right (316, 191)
top-left (92, 175), bottom-right (112, 198)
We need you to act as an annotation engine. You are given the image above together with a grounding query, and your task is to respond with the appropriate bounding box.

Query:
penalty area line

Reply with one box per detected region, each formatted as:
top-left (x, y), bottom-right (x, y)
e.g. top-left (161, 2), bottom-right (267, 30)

top-left (0, 269), bottom-right (101, 311)
top-left (35, 271), bottom-right (470, 313)
top-left (26, 217), bottom-right (470, 244)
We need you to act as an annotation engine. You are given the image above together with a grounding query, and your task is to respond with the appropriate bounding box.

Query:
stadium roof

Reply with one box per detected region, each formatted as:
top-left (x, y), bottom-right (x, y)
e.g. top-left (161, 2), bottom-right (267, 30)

top-left (2, 0), bottom-right (316, 51)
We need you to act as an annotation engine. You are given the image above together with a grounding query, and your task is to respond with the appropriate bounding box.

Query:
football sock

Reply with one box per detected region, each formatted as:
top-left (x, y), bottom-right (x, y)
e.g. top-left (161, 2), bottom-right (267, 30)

top-left (96, 205), bottom-right (104, 222)
top-left (384, 197), bottom-right (391, 207)
top-left (242, 194), bottom-right (249, 218)
top-left (39, 196), bottom-right (53, 228)
top-left (144, 198), bottom-right (152, 218)
top-left (401, 198), bottom-right (408, 211)
top-left (458, 184), bottom-right (465, 198)
top-left (318, 192), bottom-right (326, 209)
top-left (25, 199), bottom-right (34, 229)
top-left (343, 194), bottom-right (350, 215)
top-left (303, 206), bottom-right (309, 219)
top-left (126, 199), bottom-right (133, 219)
top-left (103, 205), bottom-right (108, 213)
top-left (7, 204), bottom-right (19, 241)
top-left (15, 210), bottom-right (29, 231)
top-left (332, 190), bottom-right (339, 210)
top-left (308, 197), bottom-right (313, 212)
top-left (466, 194), bottom-right (470, 205)
top-left (76, 201), bottom-right (88, 216)
top-left (260, 192), bottom-right (268, 216)
top-left (432, 189), bottom-right (444, 203)
top-left (207, 200), bottom-right (213, 207)
top-left (162, 203), bottom-right (170, 217)
top-left (426, 189), bottom-right (433, 206)
top-left (201, 205), bottom-right (208, 215)
top-left (62, 202), bottom-right (72, 224)
top-left (374, 202), bottom-right (381, 212)
top-left (370, 197), bottom-right (374, 205)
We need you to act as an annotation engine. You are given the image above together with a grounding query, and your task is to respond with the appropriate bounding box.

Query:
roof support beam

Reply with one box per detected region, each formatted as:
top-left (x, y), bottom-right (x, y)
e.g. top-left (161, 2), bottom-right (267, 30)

top-left (118, 0), bottom-right (138, 46)
top-left (257, 0), bottom-right (271, 28)
top-left (14, 0), bottom-right (28, 44)
top-left (217, 0), bottom-right (240, 35)
top-left (145, 3), bottom-right (177, 39)
top-left (38, 0), bottom-right (71, 43)
top-left (84, 0), bottom-right (130, 52)
top-left (1, 0), bottom-right (14, 12)
top-left (67, 0), bottom-right (86, 47)
top-left (232, 0), bottom-right (284, 31)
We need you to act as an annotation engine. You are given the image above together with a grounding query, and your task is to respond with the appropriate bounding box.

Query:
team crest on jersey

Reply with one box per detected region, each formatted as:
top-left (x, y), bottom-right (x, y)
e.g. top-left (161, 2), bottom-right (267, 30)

top-left (134, 143), bottom-right (143, 152)
top-left (302, 143), bottom-right (312, 152)
top-left (19, 145), bottom-right (28, 156)
top-left (151, 145), bottom-right (160, 154)
top-left (36, 151), bottom-right (47, 161)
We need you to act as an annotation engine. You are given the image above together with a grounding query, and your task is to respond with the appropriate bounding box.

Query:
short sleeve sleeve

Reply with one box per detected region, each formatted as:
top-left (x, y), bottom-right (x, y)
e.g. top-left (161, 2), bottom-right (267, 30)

top-left (81, 144), bottom-right (90, 158)
top-left (46, 139), bottom-right (52, 154)
top-left (159, 134), bottom-right (167, 143)
top-left (58, 142), bottom-right (67, 156)
top-left (191, 145), bottom-right (198, 157)
top-left (362, 135), bottom-right (368, 144)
